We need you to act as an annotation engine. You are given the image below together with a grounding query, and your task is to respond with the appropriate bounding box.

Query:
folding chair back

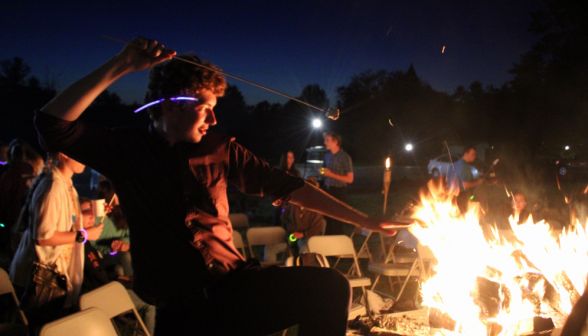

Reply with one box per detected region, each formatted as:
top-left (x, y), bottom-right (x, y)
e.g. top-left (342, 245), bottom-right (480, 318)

top-left (246, 227), bottom-right (289, 266)
top-left (79, 281), bottom-right (150, 336)
top-left (232, 230), bottom-right (247, 258)
top-left (0, 267), bottom-right (28, 325)
top-left (229, 213), bottom-right (249, 229)
top-left (368, 230), bottom-right (431, 302)
top-left (308, 235), bottom-right (372, 318)
top-left (308, 235), bottom-right (355, 259)
top-left (40, 307), bottom-right (118, 336)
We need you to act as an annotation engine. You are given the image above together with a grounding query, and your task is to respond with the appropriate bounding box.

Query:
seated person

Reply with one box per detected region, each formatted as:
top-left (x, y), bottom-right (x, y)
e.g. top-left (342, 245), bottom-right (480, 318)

top-left (80, 198), bottom-right (155, 335)
top-left (511, 191), bottom-right (531, 225)
top-left (93, 180), bottom-right (132, 276)
top-left (281, 177), bottom-right (324, 255)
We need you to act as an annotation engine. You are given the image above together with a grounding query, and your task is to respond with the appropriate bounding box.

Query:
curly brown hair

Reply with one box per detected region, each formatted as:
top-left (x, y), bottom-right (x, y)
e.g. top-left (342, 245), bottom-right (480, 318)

top-left (144, 53), bottom-right (227, 120)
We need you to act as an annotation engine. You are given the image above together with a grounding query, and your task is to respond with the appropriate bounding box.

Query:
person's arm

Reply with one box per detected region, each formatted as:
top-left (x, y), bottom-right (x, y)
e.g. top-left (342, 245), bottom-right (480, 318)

top-left (289, 183), bottom-right (401, 234)
top-left (323, 169), bottom-right (354, 184)
top-left (37, 224), bottom-right (103, 246)
top-left (463, 179), bottom-right (483, 189)
top-left (561, 288), bottom-right (588, 336)
top-left (41, 37), bottom-right (175, 121)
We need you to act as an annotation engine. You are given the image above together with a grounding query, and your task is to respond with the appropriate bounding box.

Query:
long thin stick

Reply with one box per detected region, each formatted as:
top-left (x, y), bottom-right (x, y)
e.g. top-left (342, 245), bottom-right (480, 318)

top-left (102, 35), bottom-right (329, 114)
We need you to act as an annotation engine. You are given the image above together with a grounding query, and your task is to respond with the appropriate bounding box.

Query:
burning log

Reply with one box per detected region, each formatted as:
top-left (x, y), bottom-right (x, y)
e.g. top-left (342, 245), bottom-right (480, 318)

top-left (554, 271), bottom-right (581, 307)
top-left (503, 316), bottom-right (555, 336)
top-left (474, 276), bottom-right (502, 320)
top-left (428, 306), bottom-right (457, 331)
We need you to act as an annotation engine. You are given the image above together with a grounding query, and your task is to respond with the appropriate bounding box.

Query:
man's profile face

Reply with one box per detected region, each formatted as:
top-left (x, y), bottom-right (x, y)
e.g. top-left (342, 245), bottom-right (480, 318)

top-left (167, 89), bottom-right (218, 143)
top-left (463, 149), bottom-right (476, 163)
top-left (324, 135), bottom-right (337, 151)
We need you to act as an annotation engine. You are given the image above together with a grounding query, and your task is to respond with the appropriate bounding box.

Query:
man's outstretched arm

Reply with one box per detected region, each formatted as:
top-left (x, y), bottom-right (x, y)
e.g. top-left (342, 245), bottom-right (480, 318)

top-left (41, 37), bottom-right (175, 121)
top-left (289, 182), bottom-right (407, 235)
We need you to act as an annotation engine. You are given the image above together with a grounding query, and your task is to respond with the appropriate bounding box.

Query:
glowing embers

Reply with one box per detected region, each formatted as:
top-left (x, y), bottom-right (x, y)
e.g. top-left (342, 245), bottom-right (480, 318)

top-left (134, 97), bottom-right (198, 113)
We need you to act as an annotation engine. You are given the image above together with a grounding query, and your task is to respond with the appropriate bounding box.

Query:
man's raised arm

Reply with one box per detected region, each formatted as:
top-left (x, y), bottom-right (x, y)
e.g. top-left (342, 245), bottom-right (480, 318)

top-left (41, 37), bottom-right (175, 121)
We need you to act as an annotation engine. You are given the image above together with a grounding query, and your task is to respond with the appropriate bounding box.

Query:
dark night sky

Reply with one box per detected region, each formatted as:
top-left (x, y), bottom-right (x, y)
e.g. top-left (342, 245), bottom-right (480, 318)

top-left (2, 0), bottom-right (543, 106)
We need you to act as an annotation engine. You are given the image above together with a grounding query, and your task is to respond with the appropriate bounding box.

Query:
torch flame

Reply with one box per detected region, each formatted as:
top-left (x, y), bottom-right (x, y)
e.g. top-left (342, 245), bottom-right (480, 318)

top-left (386, 157), bottom-right (391, 169)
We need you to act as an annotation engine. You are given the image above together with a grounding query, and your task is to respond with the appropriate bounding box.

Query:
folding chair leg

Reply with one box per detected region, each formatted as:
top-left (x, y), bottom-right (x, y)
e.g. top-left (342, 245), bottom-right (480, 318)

top-left (361, 286), bottom-right (372, 318)
top-left (371, 274), bottom-right (382, 291)
top-left (395, 261), bottom-right (419, 302)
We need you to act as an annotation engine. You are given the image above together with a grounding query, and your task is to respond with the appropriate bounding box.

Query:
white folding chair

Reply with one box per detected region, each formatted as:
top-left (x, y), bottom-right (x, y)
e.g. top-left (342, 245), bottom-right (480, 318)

top-left (40, 307), bottom-right (118, 336)
top-left (246, 227), bottom-right (290, 267)
top-left (0, 267), bottom-right (28, 326)
top-left (232, 230), bottom-right (247, 258)
top-left (368, 230), bottom-right (435, 302)
top-left (229, 213), bottom-right (249, 229)
top-left (308, 235), bottom-right (372, 319)
top-left (230, 213), bottom-right (250, 252)
top-left (79, 281), bottom-right (150, 336)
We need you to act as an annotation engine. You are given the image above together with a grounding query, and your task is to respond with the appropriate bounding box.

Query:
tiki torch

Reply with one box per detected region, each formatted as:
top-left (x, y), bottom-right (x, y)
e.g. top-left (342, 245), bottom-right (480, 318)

top-left (383, 157), bottom-right (392, 215)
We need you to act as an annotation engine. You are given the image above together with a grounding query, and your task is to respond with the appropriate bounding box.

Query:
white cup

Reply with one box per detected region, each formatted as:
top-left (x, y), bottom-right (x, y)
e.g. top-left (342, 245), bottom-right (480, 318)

top-left (91, 199), bottom-right (106, 218)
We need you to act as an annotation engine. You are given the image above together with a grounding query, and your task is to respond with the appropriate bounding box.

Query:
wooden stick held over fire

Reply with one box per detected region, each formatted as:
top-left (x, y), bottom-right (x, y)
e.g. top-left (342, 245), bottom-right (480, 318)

top-left (102, 35), bottom-right (340, 120)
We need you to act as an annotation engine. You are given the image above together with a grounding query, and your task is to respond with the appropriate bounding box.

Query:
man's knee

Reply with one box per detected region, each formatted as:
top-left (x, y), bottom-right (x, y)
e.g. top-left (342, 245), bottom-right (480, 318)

top-left (316, 268), bottom-right (351, 300)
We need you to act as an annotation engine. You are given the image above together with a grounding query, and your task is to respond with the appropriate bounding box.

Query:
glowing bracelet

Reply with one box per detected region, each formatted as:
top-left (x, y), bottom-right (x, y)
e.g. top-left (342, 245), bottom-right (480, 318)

top-left (134, 96), bottom-right (198, 113)
top-left (0, 161), bottom-right (6, 166)
top-left (109, 251), bottom-right (118, 255)
top-left (320, 168), bottom-right (325, 175)
top-left (79, 229), bottom-right (88, 244)
top-left (289, 234), bottom-right (297, 242)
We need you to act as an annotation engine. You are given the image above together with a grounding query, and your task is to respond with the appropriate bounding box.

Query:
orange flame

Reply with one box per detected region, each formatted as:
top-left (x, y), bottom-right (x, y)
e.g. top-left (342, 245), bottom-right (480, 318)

top-left (408, 180), bottom-right (588, 334)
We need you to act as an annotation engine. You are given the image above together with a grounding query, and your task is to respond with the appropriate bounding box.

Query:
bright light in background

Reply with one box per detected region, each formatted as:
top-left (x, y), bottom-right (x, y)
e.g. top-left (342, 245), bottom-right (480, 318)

top-left (565, 145), bottom-right (570, 150)
top-left (405, 144), bottom-right (413, 151)
top-left (312, 119), bottom-right (322, 128)
top-left (385, 157), bottom-right (390, 169)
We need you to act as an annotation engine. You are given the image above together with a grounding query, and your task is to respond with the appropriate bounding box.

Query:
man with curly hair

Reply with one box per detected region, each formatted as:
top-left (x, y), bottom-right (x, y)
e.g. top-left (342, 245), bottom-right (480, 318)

top-left (35, 36), bottom-right (402, 335)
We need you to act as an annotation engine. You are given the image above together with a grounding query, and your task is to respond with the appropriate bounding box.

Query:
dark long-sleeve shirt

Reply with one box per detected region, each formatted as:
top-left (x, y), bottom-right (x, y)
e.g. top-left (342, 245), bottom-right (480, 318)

top-left (281, 204), bottom-right (324, 238)
top-left (0, 162), bottom-right (33, 224)
top-left (35, 111), bottom-right (305, 303)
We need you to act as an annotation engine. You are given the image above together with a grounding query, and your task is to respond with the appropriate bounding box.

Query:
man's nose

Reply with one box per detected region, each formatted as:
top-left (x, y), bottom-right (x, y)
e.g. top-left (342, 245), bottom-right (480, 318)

top-left (207, 109), bottom-right (217, 125)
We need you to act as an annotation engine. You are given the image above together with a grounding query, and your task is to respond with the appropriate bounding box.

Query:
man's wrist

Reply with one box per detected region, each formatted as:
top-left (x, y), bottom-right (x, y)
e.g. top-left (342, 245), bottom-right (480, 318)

top-left (76, 229), bottom-right (88, 244)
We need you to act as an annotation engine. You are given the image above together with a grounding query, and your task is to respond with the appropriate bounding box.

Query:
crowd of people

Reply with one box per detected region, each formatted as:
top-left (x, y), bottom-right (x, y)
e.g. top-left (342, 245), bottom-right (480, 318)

top-left (1, 35), bottom-right (587, 336)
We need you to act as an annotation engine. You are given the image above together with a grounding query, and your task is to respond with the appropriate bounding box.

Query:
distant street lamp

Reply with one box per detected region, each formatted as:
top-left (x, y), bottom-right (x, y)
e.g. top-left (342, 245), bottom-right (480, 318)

top-left (405, 144), bottom-right (413, 151)
top-left (565, 145), bottom-right (570, 150)
top-left (312, 119), bottom-right (322, 128)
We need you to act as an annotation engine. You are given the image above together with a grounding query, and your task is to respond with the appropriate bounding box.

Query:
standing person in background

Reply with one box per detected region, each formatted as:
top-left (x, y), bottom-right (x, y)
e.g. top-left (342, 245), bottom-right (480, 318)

top-left (446, 145), bottom-right (484, 214)
top-left (320, 132), bottom-right (353, 235)
top-left (273, 150), bottom-right (301, 226)
top-left (279, 151), bottom-right (301, 178)
top-left (9, 152), bottom-right (103, 330)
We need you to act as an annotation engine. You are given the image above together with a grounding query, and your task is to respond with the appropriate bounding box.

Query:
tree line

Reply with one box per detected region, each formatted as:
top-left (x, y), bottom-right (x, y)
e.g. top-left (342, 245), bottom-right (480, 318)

top-left (2, 0), bottom-right (586, 168)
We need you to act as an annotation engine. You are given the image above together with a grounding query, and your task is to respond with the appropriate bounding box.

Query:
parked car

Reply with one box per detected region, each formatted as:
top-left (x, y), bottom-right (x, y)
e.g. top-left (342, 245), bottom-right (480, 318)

top-left (427, 154), bottom-right (485, 179)
top-left (556, 153), bottom-right (588, 177)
